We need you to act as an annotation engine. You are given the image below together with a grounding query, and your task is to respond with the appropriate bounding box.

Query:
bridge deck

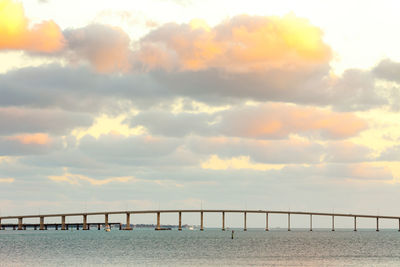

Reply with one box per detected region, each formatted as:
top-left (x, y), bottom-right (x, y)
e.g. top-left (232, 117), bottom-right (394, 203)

top-left (1, 210), bottom-right (399, 220)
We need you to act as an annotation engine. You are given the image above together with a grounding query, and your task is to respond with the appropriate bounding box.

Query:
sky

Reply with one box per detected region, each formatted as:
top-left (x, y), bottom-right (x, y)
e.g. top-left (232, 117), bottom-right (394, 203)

top-left (1, 0), bottom-right (400, 227)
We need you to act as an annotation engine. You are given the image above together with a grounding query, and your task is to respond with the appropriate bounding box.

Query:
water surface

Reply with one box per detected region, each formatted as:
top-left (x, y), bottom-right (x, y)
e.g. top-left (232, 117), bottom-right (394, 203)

top-left (1, 229), bottom-right (400, 266)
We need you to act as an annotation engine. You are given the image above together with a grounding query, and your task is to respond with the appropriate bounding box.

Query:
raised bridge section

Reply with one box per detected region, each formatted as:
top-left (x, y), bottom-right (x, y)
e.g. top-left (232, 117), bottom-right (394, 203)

top-left (0, 210), bottom-right (399, 231)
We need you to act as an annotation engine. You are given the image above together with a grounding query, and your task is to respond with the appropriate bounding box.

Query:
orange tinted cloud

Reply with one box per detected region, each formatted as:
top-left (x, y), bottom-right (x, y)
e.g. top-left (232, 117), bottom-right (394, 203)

top-left (63, 24), bottom-right (132, 73)
top-left (138, 14), bottom-right (332, 72)
top-left (221, 103), bottom-right (367, 139)
top-left (0, 0), bottom-right (64, 52)
top-left (7, 133), bottom-right (51, 145)
top-left (349, 163), bottom-right (392, 180)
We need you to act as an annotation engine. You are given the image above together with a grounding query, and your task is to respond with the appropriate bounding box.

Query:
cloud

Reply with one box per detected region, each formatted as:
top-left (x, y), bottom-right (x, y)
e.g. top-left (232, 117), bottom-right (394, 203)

top-left (323, 141), bottom-right (373, 163)
top-left (136, 14), bottom-right (332, 72)
top-left (130, 103), bottom-right (367, 139)
top-left (0, 65), bottom-right (172, 112)
top-left (0, 0), bottom-right (64, 52)
top-left (216, 103), bottom-right (367, 139)
top-left (373, 59), bottom-right (400, 83)
top-left (201, 155), bottom-right (285, 171)
top-left (0, 107), bottom-right (93, 135)
top-left (6, 133), bottom-right (51, 145)
top-left (62, 24), bottom-right (133, 73)
top-left (378, 145), bottom-right (400, 161)
top-left (347, 163), bottom-right (392, 181)
top-left (0, 134), bottom-right (61, 156)
top-left (48, 171), bottom-right (133, 186)
top-left (0, 177), bottom-right (14, 183)
top-left (48, 169), bottom-right (184, 188)
top-left (78, 134), bottom-right (181, 163)
top-left (188, 136), bottom-right (324, 164)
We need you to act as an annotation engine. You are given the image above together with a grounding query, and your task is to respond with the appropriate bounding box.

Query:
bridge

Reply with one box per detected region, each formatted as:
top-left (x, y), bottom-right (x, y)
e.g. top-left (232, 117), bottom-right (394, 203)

top-left (0, 209), bottom-right (399, 231)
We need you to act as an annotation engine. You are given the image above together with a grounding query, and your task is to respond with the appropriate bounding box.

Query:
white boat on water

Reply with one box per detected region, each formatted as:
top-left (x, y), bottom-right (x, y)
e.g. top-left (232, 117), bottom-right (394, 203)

top-left (188, 226), bottom-right (194, 230)
top-left (105, 225), bottom-right (111, 232)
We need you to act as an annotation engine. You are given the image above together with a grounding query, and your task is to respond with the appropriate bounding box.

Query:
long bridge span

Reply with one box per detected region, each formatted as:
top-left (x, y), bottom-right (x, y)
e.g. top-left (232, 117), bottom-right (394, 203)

top-left (0, 209), bottom-right (399, 232)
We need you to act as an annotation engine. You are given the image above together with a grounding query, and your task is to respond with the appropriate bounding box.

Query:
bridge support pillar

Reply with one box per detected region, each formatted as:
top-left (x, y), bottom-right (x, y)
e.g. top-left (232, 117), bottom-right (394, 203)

top-left (244, 212), bottom-right (247, 231)
top-left (222, 212), bottom-right (225, 231)
top-left (354, 216), bottom-right (357, 231)
top-left (61, 216), bottom-right (66, 230)
top-left (0, 219), bottom-right (2, 230)
top-left (288, 213), bottom-right (291, 231)
top-left (156, 212), bottom-right (161, 230)
top-left (105, 214), bottom-right (109, 227)
top-left (18, 217), bottom-right (23, 230)
top-left (83, 215), bottom-right (88, 230)
top-left (332, 216), bottom-right (335, 231)
top-left (310, 214), bottom-right (312, 231)
top-left (266, 213), bottom-right (269, 231)
top-left (398, 218), bottom-right (400, 232)
top-left (178, 212), bottom-right (182, 231)
top-left (40, 216), bottom-right (45, 230)
top-left (98, 224), bottom-right (100, 230)
top-left (124, 213), bottom-right (132, 230)
top-left (200, 211), bottom-right (204, 231)
top-left (376, 217), bottom-right (379, 232)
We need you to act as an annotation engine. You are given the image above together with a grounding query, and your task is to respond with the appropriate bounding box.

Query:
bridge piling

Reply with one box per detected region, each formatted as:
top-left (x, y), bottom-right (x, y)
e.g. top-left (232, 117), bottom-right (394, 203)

top-left (124, 213), bottom-right (132, 230)
top-left (310, 214), bottom-right (312, 231)
top-left (244, 212), bottom-right (247, 231)
top-left (40, 216), bottom-right (45, 230)
top-left (156, 212), bottom-right (161, 230)
top-left (105, 214), bottom-right (109, 226)
top-left (265, 213), bottom-right (269, 231)
top-left (332, 216), bottom-right (335, 231)
top-left (288, 213), bottom-right (291, 231)
top-left (200, 211), bottom-right (204, 231)
top-left (83, 215), bottom-right (88, 230)
top-left (222, 212), bottom-right (225, 231)
top-left (0, 218), bottom-right (2, 230)
top-left (61, 216), bottom-right (66, 230)
top-left (18, 217), bottom-right (23, 230)
top-left (354, 216), bottom-right (357, 231)
top-left (178, 212), bottom-right (182, 231)
top-left (376, 217), bottom-right (379, 232)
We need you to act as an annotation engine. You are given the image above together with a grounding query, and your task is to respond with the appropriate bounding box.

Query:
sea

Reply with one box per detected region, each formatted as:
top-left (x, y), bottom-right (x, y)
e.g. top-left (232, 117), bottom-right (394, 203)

top-left (1, 228), bottom-right (400, 266)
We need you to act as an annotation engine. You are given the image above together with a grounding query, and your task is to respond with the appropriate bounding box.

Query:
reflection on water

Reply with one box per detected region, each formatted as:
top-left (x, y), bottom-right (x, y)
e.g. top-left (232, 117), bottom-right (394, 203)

top-left (1, 229), bottom-right (400, 266)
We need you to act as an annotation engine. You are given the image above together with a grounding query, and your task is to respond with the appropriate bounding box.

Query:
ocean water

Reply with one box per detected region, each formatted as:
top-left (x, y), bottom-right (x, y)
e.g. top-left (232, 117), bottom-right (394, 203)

top-left (1, 229), bottom-right (400, 266)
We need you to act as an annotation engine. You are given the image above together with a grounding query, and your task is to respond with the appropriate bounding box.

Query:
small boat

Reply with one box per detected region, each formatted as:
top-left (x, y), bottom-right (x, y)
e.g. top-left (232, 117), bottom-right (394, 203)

top-left (105, 225), bottom-right (111, 232)
top-left (188, 226), bottom-right (194, 231)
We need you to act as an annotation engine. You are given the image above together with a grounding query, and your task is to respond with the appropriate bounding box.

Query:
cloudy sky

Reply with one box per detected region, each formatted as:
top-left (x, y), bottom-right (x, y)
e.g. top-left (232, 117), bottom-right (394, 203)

top-left (1, 0), bottom-right (400, 226)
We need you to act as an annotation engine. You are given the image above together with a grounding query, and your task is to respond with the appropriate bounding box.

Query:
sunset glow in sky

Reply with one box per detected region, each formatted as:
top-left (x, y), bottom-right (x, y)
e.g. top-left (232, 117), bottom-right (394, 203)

top-left (1, 0), bottom-right (400, 225)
